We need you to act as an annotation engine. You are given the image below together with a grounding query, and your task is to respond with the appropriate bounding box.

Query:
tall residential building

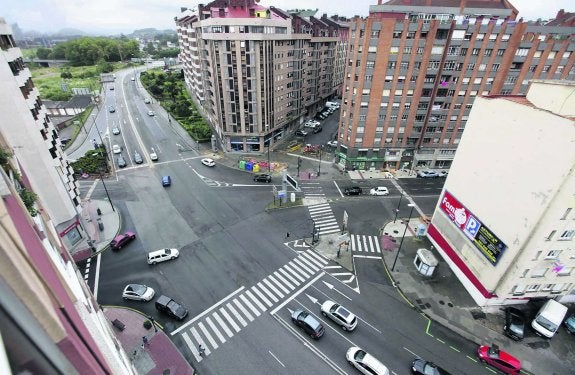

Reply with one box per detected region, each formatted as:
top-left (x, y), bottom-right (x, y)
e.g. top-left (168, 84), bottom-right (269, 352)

top-left (338, 0), bottom-right (575, 172)
top-left (176, 0), bottom-right (348, 152)
top-left (0, 18), bottom-right (88, 253)
top-left (428, 80), bottom-right (575, 306)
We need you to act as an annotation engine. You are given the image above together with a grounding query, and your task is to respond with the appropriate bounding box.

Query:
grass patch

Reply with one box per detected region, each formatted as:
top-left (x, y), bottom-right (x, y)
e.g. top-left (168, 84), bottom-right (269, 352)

top-left (265, 198), bottom-right (304, 210)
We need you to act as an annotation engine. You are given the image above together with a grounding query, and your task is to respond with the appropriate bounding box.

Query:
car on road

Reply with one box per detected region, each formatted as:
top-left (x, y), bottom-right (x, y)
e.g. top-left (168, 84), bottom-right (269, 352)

top-left (134, 151), bottom-right (143, 164)
top-left (162, 175), bottom-right (171, 186)
top-left (147, 248), bottom-right (179, 265)
top-left (144, 98), bottom-right (151, 103)
top-left (477, 344), bottom-right (521, 374)
top-left (346, 347), bottom-right (390, 375)
top-left (147, 110), bottom-right (155, 116)
top-left (201, 158), bottom-right (215, 167)
top-left (112, 127), bottom-right (120, 135)
top-left (150, 151), bottom-right (158, 161)
top-left (344, 186), bottom-right (362, 196)
top-left (155, 295), bottom-right (188, 320)
top-left (117, 155), bottom-right (127, 168)
top-left (369, 186), bottom-right (389, 196)
top-left (110, 231), bottom-right (136, 250)
top-left (108, 106), bottom-right (115, 113)
top-left (122, 284), bottom-right (155, 301)
top-left (61, 138), bottom-right (71, 146)
top-left (305, 119), bottom-right (320, 126)
top-left (112, 144), bottom-right (122, 154)
top-left (411, 358), bottom-right (451, 375)
top-left (315, 113), bottom-right (328, 120)
top-left (291, 309), bottom-right (324, 339)
top-left (312, 126), bottom-right (322, 134)
top-left (438, 170), bottom-right (449, 178)
top-left (253, 173), bottom-right (272, 183)
top-left (565, 312), bottom-right (575, 334)
top-left (295, 129), bottom-right (308, 137)
top-left (417, 170), bottom-right (440, 178)
top-left (109, 86), bottom-right (114, 90)
top-left (320, 300), bottom-right (358, 331)
top-left (131, 76), bottom-right (135, 81)
top-left (503, 307), bottom-right (526, 341)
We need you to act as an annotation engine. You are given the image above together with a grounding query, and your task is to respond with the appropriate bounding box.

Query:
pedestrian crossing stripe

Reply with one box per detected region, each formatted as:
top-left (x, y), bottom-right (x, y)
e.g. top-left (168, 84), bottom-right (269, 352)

top-left (176, 250), bottom-right (328, 360)
top-left (350, 234), bottom-right (381, 253)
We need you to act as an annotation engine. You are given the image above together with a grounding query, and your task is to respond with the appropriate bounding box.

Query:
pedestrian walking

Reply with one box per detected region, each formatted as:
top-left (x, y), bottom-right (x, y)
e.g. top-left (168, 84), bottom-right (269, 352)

top-left (286, 232), bottom-right (290, 238)
top-left (198, 344), bottom-right (206, 356)
top-left (142, 336), bottom-right (148, 346)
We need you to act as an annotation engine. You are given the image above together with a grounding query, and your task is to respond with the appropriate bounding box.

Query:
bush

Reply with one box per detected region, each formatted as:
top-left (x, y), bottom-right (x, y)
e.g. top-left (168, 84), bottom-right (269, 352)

top-left (143, 320), bottom-right (152, 329)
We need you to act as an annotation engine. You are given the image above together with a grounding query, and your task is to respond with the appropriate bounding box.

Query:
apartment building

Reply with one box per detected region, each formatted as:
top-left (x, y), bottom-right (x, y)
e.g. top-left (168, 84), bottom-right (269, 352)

top-left (428, 80), bottom-right (575, 306)
top-left (0, 18), bottom-right (88, 253)
top-left (176, 0), bottom-right (348, 152)
top-left (338, 0), bottom-right (575, 171)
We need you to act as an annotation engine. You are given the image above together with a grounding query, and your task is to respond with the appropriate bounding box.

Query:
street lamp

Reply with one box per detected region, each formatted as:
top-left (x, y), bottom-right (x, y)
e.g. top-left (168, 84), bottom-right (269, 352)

top-left (317, 146), bottom-right (322, 176)
top-left (393, 190), bottom-right (404, 223)
top-left (93, 152), bottom-right (115, 212)
top-left (391, 203), bottom-right (415, 272)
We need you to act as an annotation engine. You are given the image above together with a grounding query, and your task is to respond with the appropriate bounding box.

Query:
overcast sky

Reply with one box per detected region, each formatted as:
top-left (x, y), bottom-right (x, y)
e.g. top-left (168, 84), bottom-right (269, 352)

top-left (3, 0), bottom-right (573, 35)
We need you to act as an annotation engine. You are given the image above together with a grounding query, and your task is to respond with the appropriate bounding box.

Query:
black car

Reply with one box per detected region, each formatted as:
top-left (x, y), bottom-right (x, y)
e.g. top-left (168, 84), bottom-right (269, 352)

top-left (312, 126), bottom-right (323, 134)
top-left (291, 309), bottom-right (324, 339)
top-left (117, 155), bottom-right (127, 168)
top-left (411, 358), bottom-right (451, 375)
top-left (503, 307), bottom-right (526, 341)
top-left (155, 295), bottom-right (188, 320)
top-left (295, 129), bottom-right (308, 137)
top-left (108, 105), bottom-right (115, 113)
top-left (253, 173), bottom-right (272, 183)
top-left (344, 186), bottom-right (362, 196)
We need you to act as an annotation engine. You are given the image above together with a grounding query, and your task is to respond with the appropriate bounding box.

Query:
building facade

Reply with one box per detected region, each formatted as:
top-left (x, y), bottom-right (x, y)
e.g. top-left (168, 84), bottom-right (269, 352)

top-left (428, 80), bottom-right (575, 306)
top-left (338, 0), bottom-right (575, 171)
top-left (176, 0), bottom-right (348, 152)
top-left (0, 18), bottom-right (88, 252)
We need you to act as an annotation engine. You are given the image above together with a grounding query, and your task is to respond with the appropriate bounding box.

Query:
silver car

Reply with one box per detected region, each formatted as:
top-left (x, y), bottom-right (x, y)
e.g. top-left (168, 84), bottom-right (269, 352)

top-left (122, 284), bottom-right (155, 301)
top-left (321, 300), bottom-right (358, 331)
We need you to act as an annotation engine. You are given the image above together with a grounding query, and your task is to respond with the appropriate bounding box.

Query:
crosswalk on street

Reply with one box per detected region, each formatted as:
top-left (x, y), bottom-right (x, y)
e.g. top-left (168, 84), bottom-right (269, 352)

top-left (308, 203), bottom-right (340, 235)
top-left (175, 250), bottom-right (328, 362)
top-left (350, 234), bottom-right (382, 253)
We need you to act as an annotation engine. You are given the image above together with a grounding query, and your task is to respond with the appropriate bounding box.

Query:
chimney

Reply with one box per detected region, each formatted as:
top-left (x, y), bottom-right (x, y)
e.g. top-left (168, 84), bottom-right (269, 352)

top-left (557, 9), bottom-right (565, 19)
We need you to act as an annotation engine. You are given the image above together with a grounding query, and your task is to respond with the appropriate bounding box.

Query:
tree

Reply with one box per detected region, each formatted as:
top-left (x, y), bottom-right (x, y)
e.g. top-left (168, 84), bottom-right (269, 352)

top-left (36, 47), bottom-right (51, 59)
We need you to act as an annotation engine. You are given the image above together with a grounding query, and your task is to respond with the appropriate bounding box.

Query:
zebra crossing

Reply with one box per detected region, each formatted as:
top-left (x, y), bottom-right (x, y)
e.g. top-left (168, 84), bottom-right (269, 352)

top-left (308, 203), bottom-right (340, 235)
top-left (174, 250), bottom-right (328, 361)
top-left (350, 234), bottom-right (382, 254)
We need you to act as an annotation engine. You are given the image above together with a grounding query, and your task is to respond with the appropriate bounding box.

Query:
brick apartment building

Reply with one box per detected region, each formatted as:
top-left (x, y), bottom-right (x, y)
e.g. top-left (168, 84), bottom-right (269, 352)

top-left (175, 0), bottom-right (349, 152)
top-left (338, 0), bottom-right (575, 172)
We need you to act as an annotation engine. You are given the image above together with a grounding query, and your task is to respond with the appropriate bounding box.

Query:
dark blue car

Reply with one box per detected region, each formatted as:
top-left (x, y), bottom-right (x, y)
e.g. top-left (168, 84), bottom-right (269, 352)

top-left (162, 176), bottom-right (171, 186)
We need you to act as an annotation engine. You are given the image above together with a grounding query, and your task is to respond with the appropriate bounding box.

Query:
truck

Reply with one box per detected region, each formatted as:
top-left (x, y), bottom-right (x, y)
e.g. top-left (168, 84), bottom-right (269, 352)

top-left (531, 299), bottom-right (568, 338)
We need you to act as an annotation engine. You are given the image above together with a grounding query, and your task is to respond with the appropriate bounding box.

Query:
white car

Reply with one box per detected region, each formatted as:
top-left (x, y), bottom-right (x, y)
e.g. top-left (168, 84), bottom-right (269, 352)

top-left (346, 347), bottom-right (390, 375)
top-left (144, 98), bottom-right (151, 104)
top-left (148, 110), bottom-right (155, 116)
top-left (417, 170), bottom-right (439, 178)
top-left (201, 158), bottom-right (215, 167)
top-left (327, 140), bottom-right (338, 147)
top-left (112, 127), bottom-right (120, 135)
top-left (122, 284), bottom-right (155, 301)
top-left (112, 144), bottom-right (122, 154)
top-left (150, 151), bottom-right (158, 161)
top-left (369, 186), bottom-right (389, 196)
top-left (321, 300), bottom-right (358, 331)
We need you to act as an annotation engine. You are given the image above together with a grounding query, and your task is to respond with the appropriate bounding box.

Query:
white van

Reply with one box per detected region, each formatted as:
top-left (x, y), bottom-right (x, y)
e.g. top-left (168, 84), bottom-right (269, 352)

top-left (326, 101), bottom-right (340, 108)
top-left (147, 248), bottom-right (180, 265)
top-left (531, 299), bottom-right (568, 338)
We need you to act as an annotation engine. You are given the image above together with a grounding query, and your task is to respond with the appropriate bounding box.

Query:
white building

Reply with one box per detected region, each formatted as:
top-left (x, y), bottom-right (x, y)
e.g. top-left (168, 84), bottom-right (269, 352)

top-left (428, 80), bottom-right (575, 306)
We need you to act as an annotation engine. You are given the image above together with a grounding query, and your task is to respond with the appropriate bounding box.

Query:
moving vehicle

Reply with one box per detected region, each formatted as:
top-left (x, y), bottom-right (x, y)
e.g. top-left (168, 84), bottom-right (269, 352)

top-left (133, 151), bottom-right (143, 164)
top-left (312, 126), bottom-right (322, 134)
top-left (144, 98), bottom-right (151, 103)
top-left (327, 140), bottom-right (338, 147)
top-left (112, 144), bottom-right (122, 154)
top-left (110, 231), bottom-right (136, 250)
top-left (369, 186), bottom-right (389, 196)
top-left (346, 347), bottom-right (390, 375)
top-left (201, 158), bottom-right (215, 167)
top-left (417, 170), bottom-right (439, 178)
top-left (109, 86), bottom-right (114, 90)
top-left (291, 309), bottom-right (324, 339)
top-left (565, 312), bottom-right (575, 334)
top-left (117, 155), bottom-right (127, 168)
top-left (295, 129), bottom-right (308, 137)
top-left (112, 127), bottom-right (120, 135)
top-left (253, 173), bottom-right (272, 183)
top-left (411, 358), bottom-right (451, 375)
top-left (122, 284), bottom-right (155, 301)
top-left (147, 248), bottom-right (179, 265)
top-left (147, 110), bottom-right (155, 116)
top-left (155, 295), bottom-right (188, 320)
top-left (344, 186), bottom-right (362, 196)
top-left (531, 299), bottom-right (568, 338)
top-left (320, 300), bottom-right (358, 331)
top-left (477, 344), bottom-right (521, 374)
top-left (503, 307), bottom-right (526, 341)
top-left (108, 106), bottom-right (115, 113)
top-left (150, 151), bottom-right (158, 161)
top-left (162, 176), bottom-right (171, 186)
top-left (131, 76), bottom-right (135, 81)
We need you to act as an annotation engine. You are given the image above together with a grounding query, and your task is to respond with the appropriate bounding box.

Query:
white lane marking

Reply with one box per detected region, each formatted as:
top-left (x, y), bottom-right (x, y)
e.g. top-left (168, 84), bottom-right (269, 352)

top-left (292, 257), bottom-right (315, 275)
top-left (212, 311), bottom-right (233, 338)
top-left (219, 307), bottom-right (241, 333)
top-left (257, 281), bottom-right (279, 303)
top-left (284, 262), bottom-right (308, 280)
top-left (273, 270), bottom-right (295, 290)
top-left (251, 285), bottom-right (273, 307)
top-left (270, 272), bottom-right (325, 315)
top-left (198, 321), bottom-right (218, 349)
top-left (269, 351), bottom-right (286, 368)
top-left (190, 326), bottom-right (210, 354)
top-left (263, 278), bottom-right (285, 298)
top-left (245, 289), bottom-right (267, 312)
top-left (182, 332), bottom-right (202, 362)
top-left (268, 274), bottom-right (290, 294)
top-left (278, 267), bottom-right (300, 286)
top-left (233, 298), bottom-right (255, 322)
top-left (206, 316), bottom-right (226, 343)
top-left (93, 253), bottom-right (102, 299)
top-left (225, 303), bottom-right (247, 328)
top-left (283, 263), bottom-right (306, 282)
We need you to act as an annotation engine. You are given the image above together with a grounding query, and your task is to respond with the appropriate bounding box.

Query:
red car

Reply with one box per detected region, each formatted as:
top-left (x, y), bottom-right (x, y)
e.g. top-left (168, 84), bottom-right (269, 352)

top-left (110, 231), bottom-right (136, 250)
top-left (477, 344), bottom-right (521, 374)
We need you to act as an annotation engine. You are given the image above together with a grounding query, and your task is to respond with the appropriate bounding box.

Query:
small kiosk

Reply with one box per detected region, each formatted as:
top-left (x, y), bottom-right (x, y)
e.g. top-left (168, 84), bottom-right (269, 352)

top-left (413, 248), bottom-right (438, 277)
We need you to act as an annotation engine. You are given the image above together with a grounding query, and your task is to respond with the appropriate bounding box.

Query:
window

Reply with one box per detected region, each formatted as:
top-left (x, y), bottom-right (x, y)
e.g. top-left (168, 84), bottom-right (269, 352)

top-left (505, 76), bottom-right (517, 84)
top-left (531, 268), bottom-right (547, 278)
top-left (417, 47), bottom-right (424, 54)
top-left (388, 62), bottom-right (396, 69)
top-left (390, 46), bottom-right (399, 54)
top-left (371, 30), bottom-right (380, 37)
top-left (561, 208), bottom-right (572, 220)
top-left (512, 285), bottom-right (525, 295)
top-left (545, 250), bottom-right (561, 259)
top-left (492, 63), bottom-right (500, 72)
top-left (460, 48), bottom-right (468, 56)
top-left (472, 48), bottom-right (480, 55)
top-left (467, 63), bottom-right (475, 71)
top-left (393, 31), bottom-right (402, 38)
top-left (428, 61), bottom-right (440, 69)
top-left (365, 75), bottom-right (373, 81)
top-left (478, 64), bottom-right (486, 71)
top-left (484, 49), bottom-right (492, 56)
top-left (497, 49), bottom-right (505, 56)
top-left (516, 48), bottom-right (529, 56)
top-left (542, 65), bottom-right (551, 72)
top-left (526, 284), bottom-right (540, 292)
top-left (404, 47), bottom-right (412, 54)
top-left (529, 65), bottom-right (538, 72)
top-left (366, 61), bottom-right (375, 68)
top-left (557, 267), bottom-right (572, 276)
top-left (559, 229), bottom-right (574, 240)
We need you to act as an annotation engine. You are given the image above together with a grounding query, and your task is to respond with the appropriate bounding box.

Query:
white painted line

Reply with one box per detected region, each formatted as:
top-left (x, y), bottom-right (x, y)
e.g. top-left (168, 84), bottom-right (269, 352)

top-left (367, 235), bottom-right (375, 253)
top-left (245, 289), bottom-right (267, 312)
top-left (331, 272), bottom-right (354, 276)
top-left (251, 285), bottom-right (273, 307)
top-left (353, 255), bottom-right (382, 259)
top-left (225, 303), bottom-right (247, 327)
top-left (190, 326), bottom-right (211, 354)
top-left (198, 321), bottom-right (218, 349)
top-left (269, 351), bottom-right (285, 368)
top-left (283, 263), bottom-right (307, 282)
top-left (362, 235), bottom-right (369, 252)
top-left (233, 298), bottom-right (255, 321)
top-left (301, 252), bottom-right (325, 269)
top-left (273, 270), bottom-right (294, 290)
top-left (356, 236), bottom-right (363, 252)
top-left (289, 259), bottom-right (310, 277)
top-left (239, 294), bottom-right (261, 317)
top-left (271, 272), bottom-right (325, 315)
top-left (323, 265), bottom-right (342, 269)
top-left (305, 250), bottom-right (328, 265)
top-left (219, 307), bottom-right (241, 333)
top-left (212, 311), bottom-right (233, 338)
top-left (257, 281), bottom-right (279, 302)
top-left (351, 234), bottom-right (357, 252)
top-left (206, 316), bottom-right (226, 344)
top-left (278, 267), bottom-right (300, 286)
top-left (263, 278), bottom-right (284, 298)
top-left (374, 235), bottom-right (381, 253)
top-left (172, 286), bottom-right (245, 335)
top-left (293, 257), bottom-right (315, 274)
top-left (268, 274), bottom-right (291, 294)
top-left (93, 252), bottom-right (102, 299)
top-left (182, 332), bottom-right (202, 362)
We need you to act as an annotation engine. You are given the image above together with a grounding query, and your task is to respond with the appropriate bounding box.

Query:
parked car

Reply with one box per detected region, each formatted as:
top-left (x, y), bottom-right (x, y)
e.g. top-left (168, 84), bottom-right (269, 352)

top-left (565, 312), bottom-right (575, 334)
top-left (411, 358), bottom-right (451, 375)
top-left (477, 344), bottom-right (521, 374)
top-left (438, 170), bottom-right (449, 178)
top-left (110, 231), bottom-right (136, 250)
top-left (306, 119), bottom-right (320, 126)
top-left (344, 186), bottom-right (362, 196)
top-left (295, 129), bottom-right (308, 137)
top-left (327, 140), bottom-right (338, 147)
top-left (369, 186), bottom-right (389, 196)
top-left (150, 150), bottom-right (158, 161)
top-left (109, 86), bottom-right (114, 90)
top-left (320, 300), bottom-right (358, 331)
top-left (122, 284), bottom-right (155, 301)
top-left (253, 173), bottom-right (272, 183)
top-left (147, 248), bottom-right (180, 265)
top-left (346, 347), bottom-right (390, 375)
top-left (112, 127), bottom-right (120, 135)
top-left (112, 144), bottom-right (122, 154)
top-left (147, 110), bottom-right (155, 116)
top-left (155, 295), bottom-right (188, 320)
top-left (134, 151), bottom-right (143, 164)
top-left (312, 126), bottom-right (323, 134)
top-left (162, 175), bottom-right (171, 186)
top-left (60, 138), bottom-right (71, 145)
top-left (503, 307), bottom-right (526, 341)
top-left (108, 106), bottom-right (115, 113)
top-left (315, 113), bottom-right (328, 120)
top-left (131, 76), bottom-right (135, 81)
top-left (417, 170), bottom-right (439, 178)
top-left (117, 155), bottom-right (127, 168)
top-left (291, 309), bottom-right (324, 339)
top-left (144, 98), bottom-right (151, 103)
top-left (201, 158), bottom-right (215, 167)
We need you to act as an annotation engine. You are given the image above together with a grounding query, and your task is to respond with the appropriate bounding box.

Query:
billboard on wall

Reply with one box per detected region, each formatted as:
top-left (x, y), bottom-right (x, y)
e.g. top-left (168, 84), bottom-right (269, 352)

top-left (439, 190), bottom-right (507, 265)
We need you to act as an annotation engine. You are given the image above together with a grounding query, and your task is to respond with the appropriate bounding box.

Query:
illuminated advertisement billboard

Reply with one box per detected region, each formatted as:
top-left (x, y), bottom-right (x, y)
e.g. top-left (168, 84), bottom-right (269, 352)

top-left (439, 190), bottom-right (507, 266)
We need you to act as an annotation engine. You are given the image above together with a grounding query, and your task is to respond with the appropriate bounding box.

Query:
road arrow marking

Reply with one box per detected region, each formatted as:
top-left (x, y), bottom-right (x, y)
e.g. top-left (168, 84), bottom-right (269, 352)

top-left (322, 280), bottom-right (352, 301)
top-left (306, 294), bottom-right (319, 305)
